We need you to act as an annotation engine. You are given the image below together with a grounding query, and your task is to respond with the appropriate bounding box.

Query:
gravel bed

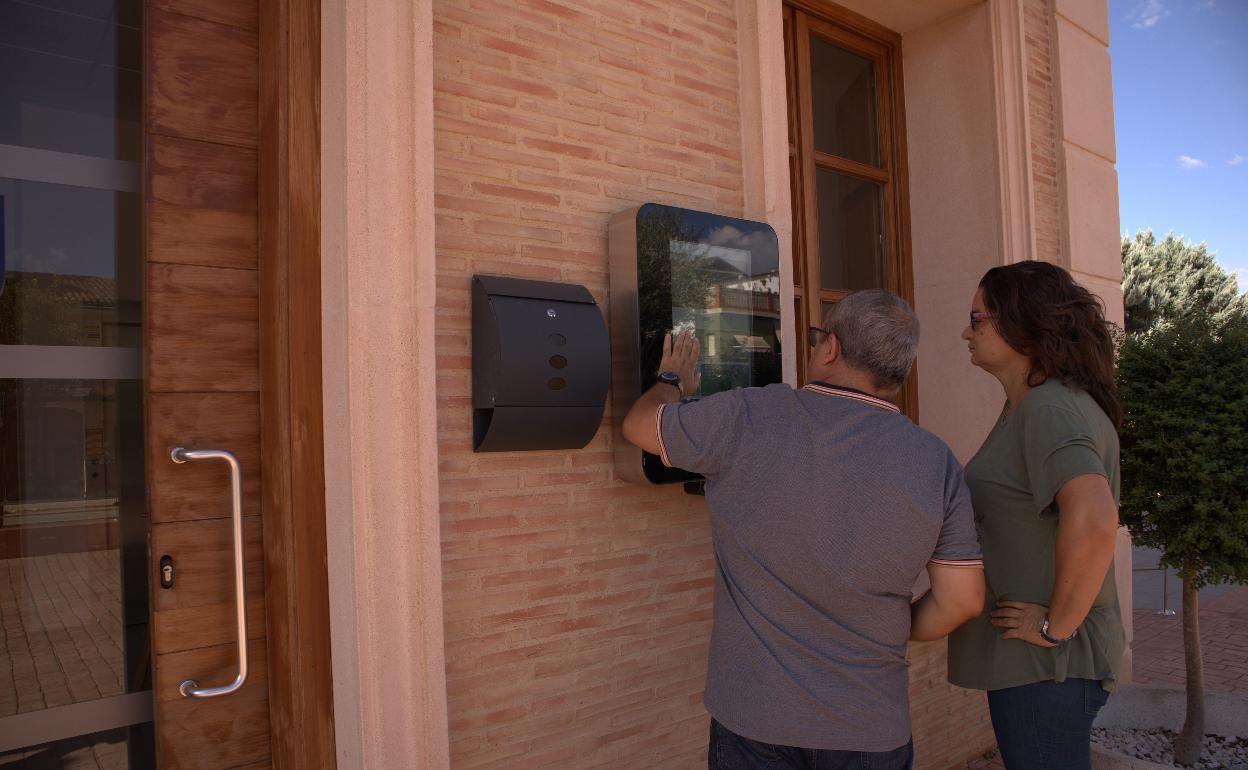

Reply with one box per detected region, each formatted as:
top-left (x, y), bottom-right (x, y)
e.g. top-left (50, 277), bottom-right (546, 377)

top-left (1092, 727), bottom-right (1248, 769)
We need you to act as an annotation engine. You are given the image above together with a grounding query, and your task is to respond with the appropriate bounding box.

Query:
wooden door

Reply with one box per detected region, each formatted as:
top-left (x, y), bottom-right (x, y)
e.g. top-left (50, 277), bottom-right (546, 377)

top-left (144, 1), bottom-right (272, 766)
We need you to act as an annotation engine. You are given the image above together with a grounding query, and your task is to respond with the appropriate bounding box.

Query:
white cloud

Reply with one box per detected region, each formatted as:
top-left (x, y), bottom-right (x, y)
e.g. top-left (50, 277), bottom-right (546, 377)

top-left (1177, 155), bottom-right (1208, 169)
top-left (1129, 0), bottom-right (1169, 28)
top-left (1229, 154), bottom-right (1247, 166)
top-left (705, 224), bottom-right (779, 273)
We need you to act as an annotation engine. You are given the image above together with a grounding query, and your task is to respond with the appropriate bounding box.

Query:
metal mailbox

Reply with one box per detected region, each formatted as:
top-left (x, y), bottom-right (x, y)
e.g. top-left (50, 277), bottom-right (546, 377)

top-left (472, 274), bottom-right (609, 452)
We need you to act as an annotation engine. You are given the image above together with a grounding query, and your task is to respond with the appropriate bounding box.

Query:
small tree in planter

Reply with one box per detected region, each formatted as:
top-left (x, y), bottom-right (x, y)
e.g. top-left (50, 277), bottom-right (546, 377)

top-left (1118, 312), bottom-right (1248, 766)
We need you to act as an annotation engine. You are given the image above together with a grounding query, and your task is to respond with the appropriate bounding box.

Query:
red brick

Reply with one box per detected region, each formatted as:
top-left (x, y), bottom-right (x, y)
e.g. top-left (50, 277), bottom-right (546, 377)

top-left (520, 136), bottom-right (603, 160)
top-left (435, 193), bottom-right (515, 218)
top-left (472, 182), bottom-right (561, 207)
top-left (474, 32), bottom-right (558, 64)
top-left (480, 602), bottom-right (573, 628)
top-left (597, 50), bottom-right (671, 80)
top-left (469, 105), bottom-right (560, 138)
top-left (517, 0), bottom-right (596, 25)
top-left (473, 219), bottom-right (563, 243)
top-left (437, 76), bottom-right (519, 108)
top-left (470, 68), bottom-right (560, 101)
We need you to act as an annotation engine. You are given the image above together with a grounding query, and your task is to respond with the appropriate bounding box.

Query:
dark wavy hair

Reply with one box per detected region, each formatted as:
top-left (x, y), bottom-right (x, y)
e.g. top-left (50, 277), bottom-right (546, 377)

top-left (980, 261), bottom-right (1122, 428)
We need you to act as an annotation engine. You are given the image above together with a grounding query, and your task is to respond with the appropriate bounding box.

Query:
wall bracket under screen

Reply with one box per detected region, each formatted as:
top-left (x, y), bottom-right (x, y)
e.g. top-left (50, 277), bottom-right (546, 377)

top-left (609, 204), bottom-right (783, 484)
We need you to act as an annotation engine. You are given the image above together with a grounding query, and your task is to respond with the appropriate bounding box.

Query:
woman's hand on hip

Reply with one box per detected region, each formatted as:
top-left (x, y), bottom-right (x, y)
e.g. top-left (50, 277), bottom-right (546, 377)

top-left (990, 600), bottom-right (1057, 648)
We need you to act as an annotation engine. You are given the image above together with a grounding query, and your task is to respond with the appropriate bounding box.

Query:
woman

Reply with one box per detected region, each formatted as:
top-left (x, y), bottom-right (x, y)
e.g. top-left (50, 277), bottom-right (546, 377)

top-left (947, 261), bottom-right (1125, 770)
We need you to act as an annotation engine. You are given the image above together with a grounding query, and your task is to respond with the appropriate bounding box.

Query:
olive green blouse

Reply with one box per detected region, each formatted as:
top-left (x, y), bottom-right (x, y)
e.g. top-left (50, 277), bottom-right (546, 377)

top-left (947, 379), bottom-right (1126, 692)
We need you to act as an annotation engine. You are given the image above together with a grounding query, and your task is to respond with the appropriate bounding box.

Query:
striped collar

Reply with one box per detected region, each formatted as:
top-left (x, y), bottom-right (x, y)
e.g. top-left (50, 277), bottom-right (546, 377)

top-left (802, 381), bottom-right (901, 413)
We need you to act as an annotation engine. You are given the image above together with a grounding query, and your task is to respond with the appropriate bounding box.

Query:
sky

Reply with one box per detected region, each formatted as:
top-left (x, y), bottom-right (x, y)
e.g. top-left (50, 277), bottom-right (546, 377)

top-left (1109, 0), bottom-right (1248, 292)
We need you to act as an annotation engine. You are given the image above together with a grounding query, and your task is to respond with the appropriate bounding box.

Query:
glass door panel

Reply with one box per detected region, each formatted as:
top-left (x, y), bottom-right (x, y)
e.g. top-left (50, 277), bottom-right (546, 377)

top-left (0, 0), bottom-right (152, 766)
top-left (815, 167), bottom-right (885, 291)
top-left (808, 33), bottom-right (879, 166)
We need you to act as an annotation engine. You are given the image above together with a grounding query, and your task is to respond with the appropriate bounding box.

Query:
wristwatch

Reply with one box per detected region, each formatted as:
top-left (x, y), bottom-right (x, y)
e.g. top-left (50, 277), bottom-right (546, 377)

top-left (657, 371), bottom-right (682, 396)
top-left (1039, 613), bottom-right (1078, 645)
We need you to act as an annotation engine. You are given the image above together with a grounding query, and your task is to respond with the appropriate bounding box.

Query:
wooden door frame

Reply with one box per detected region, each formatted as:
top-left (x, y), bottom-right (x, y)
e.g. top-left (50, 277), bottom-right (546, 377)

top-left (258, 0), bottom-right (336, 766)
top-left (783, 0), bottom-right (918, 418)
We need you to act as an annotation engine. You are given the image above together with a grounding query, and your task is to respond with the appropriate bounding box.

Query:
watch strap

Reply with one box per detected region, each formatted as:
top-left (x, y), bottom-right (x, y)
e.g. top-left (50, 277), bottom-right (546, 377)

top-left (657, 371), bottom-right (682, 395)
top-left (1040, 613), bottom-right (1077, 644)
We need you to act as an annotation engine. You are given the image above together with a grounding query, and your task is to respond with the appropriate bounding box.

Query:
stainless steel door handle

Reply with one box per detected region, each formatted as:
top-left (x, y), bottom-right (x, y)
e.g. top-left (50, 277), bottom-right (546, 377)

top-left (169, 447), bottom-right (249, 699)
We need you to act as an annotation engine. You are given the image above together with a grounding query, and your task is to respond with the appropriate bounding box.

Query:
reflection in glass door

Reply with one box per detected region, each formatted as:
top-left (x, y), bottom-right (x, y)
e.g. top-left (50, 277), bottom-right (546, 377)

top-left (0, 0), bottom-right (154, 766)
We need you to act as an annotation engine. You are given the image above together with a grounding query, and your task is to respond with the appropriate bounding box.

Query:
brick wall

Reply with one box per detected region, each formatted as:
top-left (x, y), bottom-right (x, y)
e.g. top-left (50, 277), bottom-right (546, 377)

top-left (909, 640), bottom-right (995, 769)
top-left (433, 1), bottom-right (741, 766)
top-left (432, 1), bottom-right (1000, 768)
top-left (1025, 0), bottom-right (1064, 262)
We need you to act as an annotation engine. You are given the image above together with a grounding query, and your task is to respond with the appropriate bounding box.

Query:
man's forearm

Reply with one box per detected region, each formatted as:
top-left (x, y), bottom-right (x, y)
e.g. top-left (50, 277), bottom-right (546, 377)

top-left (621, 331), bottom-right (701, 455)
top-left (910, 591), bottom-right (966, 641)
top-left (911, 565), bottom-right (985, 641)
top-left (621, 382), bottom-right (682, 455)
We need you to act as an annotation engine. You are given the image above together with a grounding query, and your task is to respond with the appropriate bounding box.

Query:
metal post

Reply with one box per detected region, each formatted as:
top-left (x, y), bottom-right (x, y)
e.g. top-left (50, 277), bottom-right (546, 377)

top-left (1160, 568), bottom-right (1176, 616)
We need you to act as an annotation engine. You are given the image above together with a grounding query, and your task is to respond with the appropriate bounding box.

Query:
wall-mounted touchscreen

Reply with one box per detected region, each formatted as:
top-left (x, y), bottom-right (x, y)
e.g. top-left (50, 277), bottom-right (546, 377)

top-left (609, 203), bottom-right (783, 484)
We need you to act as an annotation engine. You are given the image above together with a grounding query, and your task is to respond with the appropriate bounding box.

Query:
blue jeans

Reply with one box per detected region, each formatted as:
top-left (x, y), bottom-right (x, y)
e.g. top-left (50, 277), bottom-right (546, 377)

top-left (708, 718), bottom-right (914, 770)
top-left (987, 678), bottom-right (1110, 770)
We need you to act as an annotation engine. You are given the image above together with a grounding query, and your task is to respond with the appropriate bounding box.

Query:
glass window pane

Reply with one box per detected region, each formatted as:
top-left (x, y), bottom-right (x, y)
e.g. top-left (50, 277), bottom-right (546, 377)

top-left (0, 378), bottom-right (149, 667)
top-left (809, 34), bottom-right (879, 166)
top-left (0, 0), bottom-right (143, 161)
top-left (1, 4), bottom-right (149, 762)
top-left (1, 377), bottom-right (150, 756)
top-left (816, 168), bottom-right (884, 292)
top-left (1, 179), bottom-right (142, 347)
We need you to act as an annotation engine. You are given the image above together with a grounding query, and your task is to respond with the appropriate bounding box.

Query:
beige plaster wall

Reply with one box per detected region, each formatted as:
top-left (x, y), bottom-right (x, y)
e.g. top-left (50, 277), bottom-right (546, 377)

top-left (737, 0), bottom-right (798, 385)
top-left (903, 4), bottom-right (1005, 462)
top-left (321, 0), bottom-right (451, 766)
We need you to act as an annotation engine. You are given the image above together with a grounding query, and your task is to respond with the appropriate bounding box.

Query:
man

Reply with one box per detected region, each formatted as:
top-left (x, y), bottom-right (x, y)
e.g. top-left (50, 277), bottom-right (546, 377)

top-left (622, 289), bottom-right (985, 770)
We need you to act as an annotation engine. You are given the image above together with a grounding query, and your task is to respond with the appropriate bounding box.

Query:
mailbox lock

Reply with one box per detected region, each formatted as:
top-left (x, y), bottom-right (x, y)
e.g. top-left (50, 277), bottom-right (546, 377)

top-left (546, 308), bottom-right (558, 318)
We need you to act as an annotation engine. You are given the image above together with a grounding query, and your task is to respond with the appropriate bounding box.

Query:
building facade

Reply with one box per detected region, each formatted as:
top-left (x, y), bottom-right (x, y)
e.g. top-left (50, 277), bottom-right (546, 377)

top-left (0, 0), bottom-right (1129, 767)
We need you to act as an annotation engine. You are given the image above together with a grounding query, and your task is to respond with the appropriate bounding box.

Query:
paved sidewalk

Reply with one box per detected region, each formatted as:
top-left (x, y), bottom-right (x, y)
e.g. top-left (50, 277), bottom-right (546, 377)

top-left (1131, 584), bottom-right (1248, 695)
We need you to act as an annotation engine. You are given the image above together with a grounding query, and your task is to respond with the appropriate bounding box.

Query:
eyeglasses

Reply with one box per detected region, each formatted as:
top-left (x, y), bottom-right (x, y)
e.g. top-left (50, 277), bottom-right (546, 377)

top-left (969, 311), bottom-right (996, 330)
top-left (808, 326), bottom-right (830, 348)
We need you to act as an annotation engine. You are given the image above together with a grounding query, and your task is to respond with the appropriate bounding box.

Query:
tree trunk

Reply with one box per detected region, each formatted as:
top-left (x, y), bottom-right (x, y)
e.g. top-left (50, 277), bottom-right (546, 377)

top-left (1175, 574), bottom-right (1205, 767)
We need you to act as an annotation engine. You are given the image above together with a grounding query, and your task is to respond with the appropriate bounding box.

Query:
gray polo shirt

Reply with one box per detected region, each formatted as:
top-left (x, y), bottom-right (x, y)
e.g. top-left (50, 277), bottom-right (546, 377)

top-left (656, 382), bottom-right (982, 752)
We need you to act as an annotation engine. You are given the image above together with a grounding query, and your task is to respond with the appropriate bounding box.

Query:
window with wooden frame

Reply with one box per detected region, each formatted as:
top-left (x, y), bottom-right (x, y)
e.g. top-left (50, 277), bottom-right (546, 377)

top-left (783, 2), bottom-right (917, 416)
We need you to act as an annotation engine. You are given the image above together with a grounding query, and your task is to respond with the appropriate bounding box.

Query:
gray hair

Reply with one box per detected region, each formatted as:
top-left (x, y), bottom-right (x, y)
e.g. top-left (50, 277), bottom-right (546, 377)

top-left (824, 289), bottom-right (919, 392)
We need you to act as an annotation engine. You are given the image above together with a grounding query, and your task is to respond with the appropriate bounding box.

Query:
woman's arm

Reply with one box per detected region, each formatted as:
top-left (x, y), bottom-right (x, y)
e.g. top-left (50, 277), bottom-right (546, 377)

top-left (991, 473), bottom-right (1119, 645)
top-left (1047, 473), bottom-right (1120, 636)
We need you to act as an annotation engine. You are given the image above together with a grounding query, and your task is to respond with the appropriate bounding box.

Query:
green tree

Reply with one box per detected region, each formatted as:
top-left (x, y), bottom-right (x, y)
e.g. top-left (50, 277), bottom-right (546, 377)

top-left (1122, 230), bottom-right (1247, 334)
top-left (1118, 310), bottom-right (1248, 766)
